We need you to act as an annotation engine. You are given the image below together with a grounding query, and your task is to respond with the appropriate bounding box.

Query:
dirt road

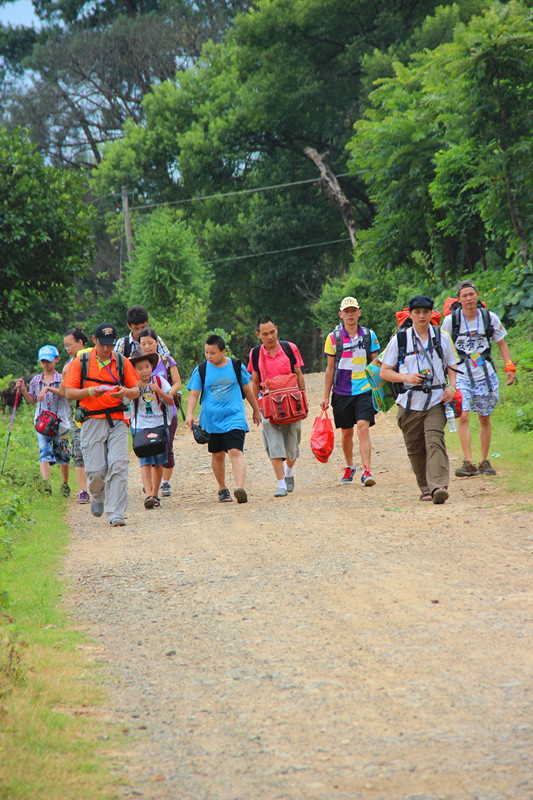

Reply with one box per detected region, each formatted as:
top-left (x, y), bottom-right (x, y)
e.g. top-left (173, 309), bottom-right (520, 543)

top-left (66, 373), bottom-right (533, 799)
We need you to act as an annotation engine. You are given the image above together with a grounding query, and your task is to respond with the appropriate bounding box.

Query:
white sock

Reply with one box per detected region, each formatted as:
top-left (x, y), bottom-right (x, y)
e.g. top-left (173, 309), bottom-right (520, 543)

top-left (284, 465), bottom-right (293, 477)
top-left (277, 479), bottom-right (287, 490)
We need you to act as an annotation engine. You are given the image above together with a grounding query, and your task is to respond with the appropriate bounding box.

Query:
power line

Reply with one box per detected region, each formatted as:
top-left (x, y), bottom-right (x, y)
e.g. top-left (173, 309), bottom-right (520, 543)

top-left (201, 237), bottom-right (351, 265)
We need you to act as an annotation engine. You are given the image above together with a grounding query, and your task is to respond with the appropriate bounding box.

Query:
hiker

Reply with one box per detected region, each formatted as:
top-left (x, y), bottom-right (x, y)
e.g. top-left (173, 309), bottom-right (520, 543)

top-left (380, 296), bottom-right (458, 504)
top-left (247, 317), bottom-right (306, 497)
top-left (61, 328), bottom-right (91, 503)
top-left (64, 323), bottom-right (140, 526)
top-left (139, 328), bottom-right (182, 497)
top-left (114, 305), bottom-right (170, 358)
top-left (186, 334), bottom-right (261, 504)
top-left (441, 280), bottom-right (516, 477)
top-left (320, 296), bottom-right (380, 486)
top-left (16, 345), bottom-right (71, 496)
top-left (128, 350), bottom-right (175, 509)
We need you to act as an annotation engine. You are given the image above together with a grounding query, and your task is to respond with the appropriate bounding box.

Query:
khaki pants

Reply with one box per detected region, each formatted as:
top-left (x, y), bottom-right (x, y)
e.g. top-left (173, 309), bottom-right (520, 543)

top-left (81, 418), bottom-right (129, 521)
top-left (397, 403), bottom-right (449, 495)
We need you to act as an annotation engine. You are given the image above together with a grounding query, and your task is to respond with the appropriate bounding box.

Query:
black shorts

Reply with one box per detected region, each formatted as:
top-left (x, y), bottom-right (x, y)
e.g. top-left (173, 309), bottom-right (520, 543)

top-left (208, 429), bottom-right (246, 454)
top-left (331, 391), bottom-right (375, 429)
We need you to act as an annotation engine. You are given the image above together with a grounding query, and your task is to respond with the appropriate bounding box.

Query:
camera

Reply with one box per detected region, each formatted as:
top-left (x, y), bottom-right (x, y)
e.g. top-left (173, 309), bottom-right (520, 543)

top-left (420, 374), bottom-right (433, 394)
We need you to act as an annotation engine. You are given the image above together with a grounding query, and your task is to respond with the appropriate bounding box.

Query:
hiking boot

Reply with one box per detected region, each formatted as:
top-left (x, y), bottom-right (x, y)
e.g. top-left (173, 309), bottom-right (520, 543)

top-left (361, 469), bottom-right (376, 487)
top-left (455, 460), bottom-right (478, 478)
top-left (78, 490), bottom-right (90, 504)
top-left (91, 499), bottom-right (104, 517)
top-left (432, 487), bottom-right (449, 504)
top-left (285, 476), bottom-right (295, 492)
top-left (160, 481), bottom-right (172, 497)
top-left (478, 459), bottom-right (496, 475)
top-left (341, 467), bottom-right (356, 484)
top-left (61, 482), bottom-right (71, 498)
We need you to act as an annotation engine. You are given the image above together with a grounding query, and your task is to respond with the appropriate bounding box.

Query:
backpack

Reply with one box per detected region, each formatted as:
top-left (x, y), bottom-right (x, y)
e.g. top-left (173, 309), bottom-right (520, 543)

top-left (250, 341), bottom-right (297, 383)
top-left (331, 324), bottom-right (372, 389)
top-left (197, 358), bottom-right (244, 402)
top-left (34, 408), bottom-right (60, 438)
top-left (75, 350), bottom-right (128, 427)
top-left (448, 302), bottom-right (495, 390)
top-left (392, 322), bottom-right (447, 413)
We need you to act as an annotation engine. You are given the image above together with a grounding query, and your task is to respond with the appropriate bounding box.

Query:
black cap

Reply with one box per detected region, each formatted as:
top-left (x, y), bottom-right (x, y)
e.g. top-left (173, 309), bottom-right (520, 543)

top-left (408, 295), bottom-right (434, 312)
top-left (94, 322), bottom-right (117, 344)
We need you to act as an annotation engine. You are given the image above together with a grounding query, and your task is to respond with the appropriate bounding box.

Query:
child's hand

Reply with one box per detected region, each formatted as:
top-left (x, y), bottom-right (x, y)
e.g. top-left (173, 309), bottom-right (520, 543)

top-left (149, 382), bottom-right (161, 394)
top-left (37, 387), bottom-right (49, 401)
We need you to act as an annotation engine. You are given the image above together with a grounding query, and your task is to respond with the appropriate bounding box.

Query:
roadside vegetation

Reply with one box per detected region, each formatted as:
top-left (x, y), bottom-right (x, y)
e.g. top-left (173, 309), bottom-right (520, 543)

top-left (0, 403), bottom-right (120, 800)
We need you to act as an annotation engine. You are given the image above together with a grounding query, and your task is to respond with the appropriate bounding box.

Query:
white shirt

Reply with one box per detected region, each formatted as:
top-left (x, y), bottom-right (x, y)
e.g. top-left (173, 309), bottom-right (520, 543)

top-left (382, 326), bottom-right (458, 411)
top-left (133, 376), bottom-right (171, 429)
top-left (441, 310), bottom-right (505, 382)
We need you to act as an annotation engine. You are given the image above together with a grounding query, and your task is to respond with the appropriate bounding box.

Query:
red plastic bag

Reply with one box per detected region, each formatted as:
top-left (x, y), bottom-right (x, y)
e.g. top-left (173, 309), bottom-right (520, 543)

top-left (310, 410), bottom-right (334, 464)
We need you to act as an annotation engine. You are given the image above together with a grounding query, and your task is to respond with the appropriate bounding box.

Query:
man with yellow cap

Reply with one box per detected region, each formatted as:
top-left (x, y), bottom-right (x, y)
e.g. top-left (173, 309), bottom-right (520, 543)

top-left (321, 296), bottom-right (380, 486)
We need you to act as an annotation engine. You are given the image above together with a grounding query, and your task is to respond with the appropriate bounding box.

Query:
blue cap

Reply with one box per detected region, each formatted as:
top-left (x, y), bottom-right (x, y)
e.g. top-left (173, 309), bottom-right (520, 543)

top-left (38, 345), bottom-right (59, 362)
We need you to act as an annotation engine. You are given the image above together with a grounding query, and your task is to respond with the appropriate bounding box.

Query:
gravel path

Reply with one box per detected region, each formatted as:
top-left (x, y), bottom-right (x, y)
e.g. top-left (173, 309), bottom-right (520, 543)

top-left (65, 374), bottom-right (533, 799)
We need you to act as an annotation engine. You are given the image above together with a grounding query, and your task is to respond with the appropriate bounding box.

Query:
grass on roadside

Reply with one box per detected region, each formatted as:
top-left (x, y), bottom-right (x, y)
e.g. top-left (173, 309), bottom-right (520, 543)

top-left (0, 413), bottom-right (122, 800)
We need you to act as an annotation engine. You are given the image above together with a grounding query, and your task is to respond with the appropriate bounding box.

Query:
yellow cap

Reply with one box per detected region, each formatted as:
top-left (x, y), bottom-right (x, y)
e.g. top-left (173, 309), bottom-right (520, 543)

top-left (339, 296), bottom-right (360, 311)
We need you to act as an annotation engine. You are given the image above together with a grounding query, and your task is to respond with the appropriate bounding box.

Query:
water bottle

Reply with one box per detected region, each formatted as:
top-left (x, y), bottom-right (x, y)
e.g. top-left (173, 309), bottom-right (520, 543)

top-left (123, 398), bottom-right (132, 420)
top-left (445, 403), bottom-right (457, 432)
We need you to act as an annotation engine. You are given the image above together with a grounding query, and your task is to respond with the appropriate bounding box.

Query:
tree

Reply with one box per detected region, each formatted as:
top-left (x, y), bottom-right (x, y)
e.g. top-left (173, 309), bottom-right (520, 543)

top-left (0, 127), bottom-right (94, 332)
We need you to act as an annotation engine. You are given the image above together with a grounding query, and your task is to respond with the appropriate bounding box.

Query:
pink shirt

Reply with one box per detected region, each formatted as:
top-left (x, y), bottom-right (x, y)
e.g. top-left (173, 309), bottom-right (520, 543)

top-left (247, 342), bottom-right (304, 382)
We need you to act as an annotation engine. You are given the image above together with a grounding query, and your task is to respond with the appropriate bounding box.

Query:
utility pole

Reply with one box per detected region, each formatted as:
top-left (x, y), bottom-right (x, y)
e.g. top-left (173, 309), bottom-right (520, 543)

top-left (121, 186), bottom-right (134, 261)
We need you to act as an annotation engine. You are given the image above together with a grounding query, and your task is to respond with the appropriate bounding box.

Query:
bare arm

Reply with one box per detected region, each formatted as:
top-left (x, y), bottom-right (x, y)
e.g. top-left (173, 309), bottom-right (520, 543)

top-left (150, 382), bottom-right (174, 406)
top-left (185, 389), bottom-right (201, 429)
top-left (168, 364), bottom-right (182, 394)
top-left (250, 370), bottom-right (261, 401)
top-left (15, 378), bottom-right (36, 406)
top-left (320, 355), bottom-right (335, 410)
top-left (243, 382), bottom-right (261, 426)
top-left (295, 366), bottom-right (305, 391)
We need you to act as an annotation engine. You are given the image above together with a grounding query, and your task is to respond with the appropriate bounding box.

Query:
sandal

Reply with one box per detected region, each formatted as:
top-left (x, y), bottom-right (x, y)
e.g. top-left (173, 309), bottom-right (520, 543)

top-left (144, 495), bottom-right (156, 509)
top-left (419, 492), bottom-right (432, 501)
top-left (152, 496), bottom-right (160, 508)
top-left (218, 489), bottom-right (233, 503)
top-left (234, 488), bottom-right (248, 504)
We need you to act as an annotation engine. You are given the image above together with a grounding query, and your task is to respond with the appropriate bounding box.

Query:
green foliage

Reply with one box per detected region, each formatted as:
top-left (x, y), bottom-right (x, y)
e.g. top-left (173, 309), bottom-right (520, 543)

top-left (496, 311), bottom-right (533, 432)
top-left (151, 291), bottom-right (209, 380)
top-left (126, 208), bottom-right (207, 318)
top-left (0, 127), bottom-right (94, 365)
top-left (346, 0), bottom-right (533, 298)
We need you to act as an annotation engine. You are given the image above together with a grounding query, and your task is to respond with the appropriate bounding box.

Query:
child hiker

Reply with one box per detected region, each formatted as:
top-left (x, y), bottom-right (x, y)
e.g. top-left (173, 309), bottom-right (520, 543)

top-left (16, 345), bottom-right (71, 496)
top-left (129, 350), bottom-right (174, 509)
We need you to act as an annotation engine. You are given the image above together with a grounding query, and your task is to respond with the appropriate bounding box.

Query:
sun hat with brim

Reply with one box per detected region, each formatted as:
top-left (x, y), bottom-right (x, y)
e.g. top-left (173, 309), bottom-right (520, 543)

top-left (128, 350), bottom-right (159, 371)
top-left (38, 345), bottom-right (59, 361)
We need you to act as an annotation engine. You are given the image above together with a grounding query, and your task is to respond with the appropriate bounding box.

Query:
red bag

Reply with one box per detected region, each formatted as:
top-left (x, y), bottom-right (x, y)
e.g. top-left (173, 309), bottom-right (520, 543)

top-left (310, 410), bottom-right (334, 464)
top-left (259, 373), bottom-right (308, 424)
top-left (34, 409), bottom-right (60, 438)
top-left (258, 347), bottom-right (308, 425)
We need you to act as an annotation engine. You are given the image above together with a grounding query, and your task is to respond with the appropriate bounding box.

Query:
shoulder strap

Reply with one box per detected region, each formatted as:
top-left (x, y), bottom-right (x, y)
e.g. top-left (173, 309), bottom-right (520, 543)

top-left (332, 324), bottom-right (343, 388)
top-left (161, 354), bottom-right (172, 383)
top-left (396, 328), bottom-right (408, 366)
top-left (79, 351), bottom-right (90, 388)
top-left (451, 307), bottom-right (461, 342)
top-left (198, 361), bottom-right (207, 403)
top-left (231, 357), bottom-right (245, 397)
top-left (279, 341), bottom-right (296, 373)
top-left (479, 307), bottom-right (494, 343)
top-left (361, 326), bottom-right (372, 364)
top-left (123, 338), bottom-right (132, 358)
top-left (114, 351), bottom-right (125, 385)
top-left (251, 345), bottom-right (261, 375)
top-left (430, 324), bottom-right (444, 363)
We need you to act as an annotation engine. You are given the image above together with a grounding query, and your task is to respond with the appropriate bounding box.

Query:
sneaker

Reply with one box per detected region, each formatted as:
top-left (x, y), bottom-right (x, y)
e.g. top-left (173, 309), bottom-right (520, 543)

top-left (285, 476), bottom-right (295, 492)
top-left (78, 490), bottom-right (90, 504)
top-left (341, 467), bottom-right (356, 484)
top-left (91, 499), bottom-right (104, 517)
top-left (432, 487), bottom-right (449, 504)
top-left (160, 481), bottom-right (172, 497)
top-left (218, 489), bottom-right (233, 503)
top-left (274, 487), bottom-right (288, 497)
top-left (478, 459), bottom-right (496, 475)
top-left (110, 517), bottom-right (126, 527)
top-left (234, 488), bottom-right (248, 504)
top-left (361, 469), bottom-right (376, 487)
top-left (455, 460), bottom-right (479, 477)
top-left (61, 483), bottom-right (71, 498)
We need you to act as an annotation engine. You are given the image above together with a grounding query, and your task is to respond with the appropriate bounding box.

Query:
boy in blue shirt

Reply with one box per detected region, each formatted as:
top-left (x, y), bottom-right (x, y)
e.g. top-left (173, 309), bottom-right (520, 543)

top-left (186, 335), bottom-right (261, 503)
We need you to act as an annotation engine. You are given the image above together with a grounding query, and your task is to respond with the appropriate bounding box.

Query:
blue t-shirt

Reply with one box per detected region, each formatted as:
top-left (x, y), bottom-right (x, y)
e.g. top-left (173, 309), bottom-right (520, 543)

top-left (187, 360), bottom-right (251, 434)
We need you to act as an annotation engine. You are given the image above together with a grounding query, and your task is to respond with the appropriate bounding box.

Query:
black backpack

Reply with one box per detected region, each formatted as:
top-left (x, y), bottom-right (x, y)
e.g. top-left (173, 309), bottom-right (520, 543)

top-left (449, 303), bottom-right (495, 389)
top-left (197, 358), bottom-right (244, 402)
top-left (332, 324), bottom-right (372, 389)
top-left (392, 322), bottom-right (446, 412)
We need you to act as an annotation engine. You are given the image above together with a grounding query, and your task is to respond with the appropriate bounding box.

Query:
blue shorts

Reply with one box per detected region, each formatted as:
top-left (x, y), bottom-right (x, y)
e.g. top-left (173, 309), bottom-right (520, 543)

top-left (139, 451), bottom-right (167, 467)
top-left (37, 432), bottom-right (71, 465)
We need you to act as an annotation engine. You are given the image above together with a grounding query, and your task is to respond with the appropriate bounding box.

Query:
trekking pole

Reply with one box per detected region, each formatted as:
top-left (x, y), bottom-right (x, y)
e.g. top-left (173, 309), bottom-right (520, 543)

top-left (0, 390), bottom-right (22, 477)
